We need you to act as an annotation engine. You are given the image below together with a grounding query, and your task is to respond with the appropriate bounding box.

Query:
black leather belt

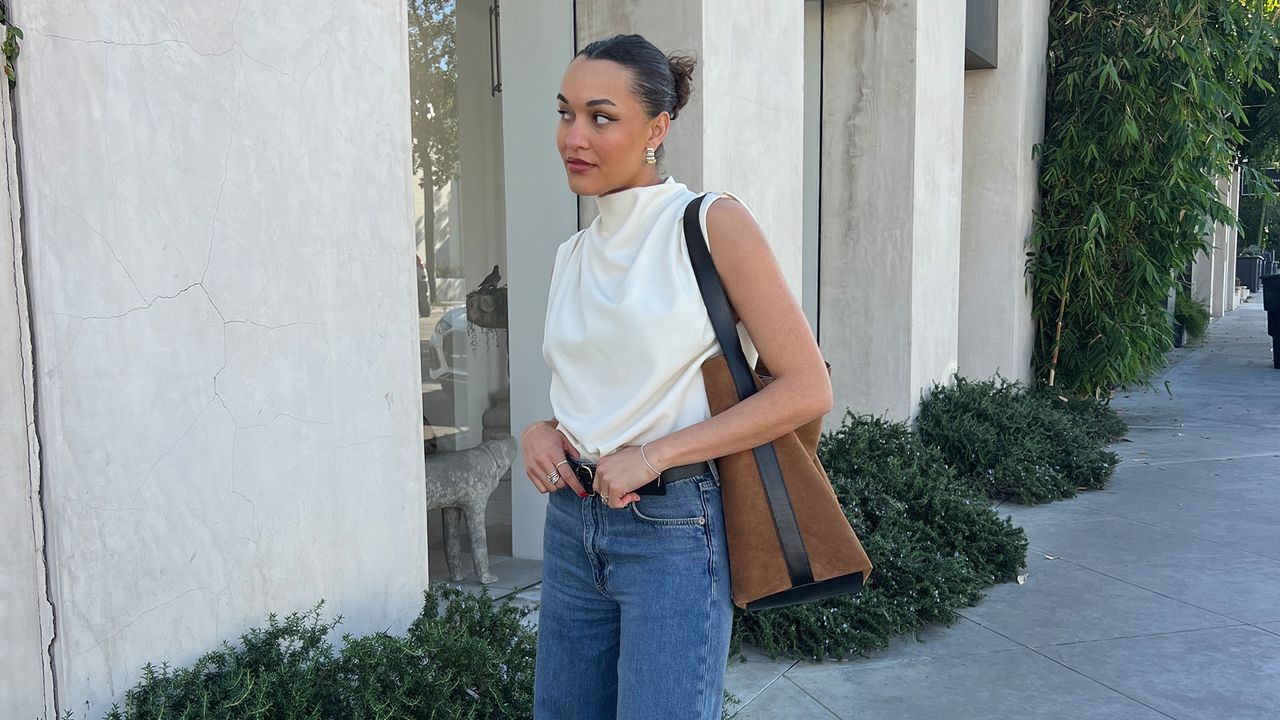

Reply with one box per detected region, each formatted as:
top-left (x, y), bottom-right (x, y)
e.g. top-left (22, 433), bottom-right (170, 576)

top-left (564, 455), bottom-right (712, 497)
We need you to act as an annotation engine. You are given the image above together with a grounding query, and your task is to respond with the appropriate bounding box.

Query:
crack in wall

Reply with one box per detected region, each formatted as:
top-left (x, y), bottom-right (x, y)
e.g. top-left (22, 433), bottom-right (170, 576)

top-left (2, 15), bottom-right (58, 716)
top-left (201, 51), bottom-right (243, 287)
top-left (47, 281), bottom-right (202, 321)
top-left (29, 1), bottom-right (323, 90)
top-left (25, 28), bottom-right (236, 59)
top-left (41, 193), bottom-right (146, 304)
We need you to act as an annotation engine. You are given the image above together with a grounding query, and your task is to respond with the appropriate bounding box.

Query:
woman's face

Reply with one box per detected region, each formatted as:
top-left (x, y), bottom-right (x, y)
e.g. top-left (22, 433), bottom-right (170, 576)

top-left (556, 57), bottom-right (668, 196)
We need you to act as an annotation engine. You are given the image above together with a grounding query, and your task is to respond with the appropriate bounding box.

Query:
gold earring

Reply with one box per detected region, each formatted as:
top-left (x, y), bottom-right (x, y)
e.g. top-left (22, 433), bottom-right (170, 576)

top-left (645, 147), bottom-right (657, 164)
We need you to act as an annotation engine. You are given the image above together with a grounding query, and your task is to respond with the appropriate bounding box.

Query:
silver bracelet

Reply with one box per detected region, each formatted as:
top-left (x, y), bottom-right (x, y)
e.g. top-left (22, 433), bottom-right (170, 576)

top-left (640, 442), bottom-right (660, 477)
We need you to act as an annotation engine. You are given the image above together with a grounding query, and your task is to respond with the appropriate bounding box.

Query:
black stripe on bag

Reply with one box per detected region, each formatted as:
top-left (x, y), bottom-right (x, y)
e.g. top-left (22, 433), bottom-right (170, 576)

top-left (682, 194), bottom-right (815, 588)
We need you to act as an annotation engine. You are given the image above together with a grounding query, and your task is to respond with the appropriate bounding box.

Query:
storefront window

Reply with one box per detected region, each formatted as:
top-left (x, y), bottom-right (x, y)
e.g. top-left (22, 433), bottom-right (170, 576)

top-left (408, 0), bottom-right (513, 585)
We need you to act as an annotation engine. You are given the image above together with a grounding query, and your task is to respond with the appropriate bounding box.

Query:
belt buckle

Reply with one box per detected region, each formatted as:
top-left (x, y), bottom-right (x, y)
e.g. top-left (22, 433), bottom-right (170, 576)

top-left (568, 456), bottom-right (597, 495)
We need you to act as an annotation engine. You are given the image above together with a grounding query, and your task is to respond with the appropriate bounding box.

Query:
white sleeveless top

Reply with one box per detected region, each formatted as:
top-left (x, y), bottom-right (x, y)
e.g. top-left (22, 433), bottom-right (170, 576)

top-left (542, 176), bottom-right (759, 461)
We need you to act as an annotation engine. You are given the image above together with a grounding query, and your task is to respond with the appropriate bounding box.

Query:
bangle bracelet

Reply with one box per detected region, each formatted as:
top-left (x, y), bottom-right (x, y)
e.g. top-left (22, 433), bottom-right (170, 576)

top-left (640, 442), bottom-right (660, 477)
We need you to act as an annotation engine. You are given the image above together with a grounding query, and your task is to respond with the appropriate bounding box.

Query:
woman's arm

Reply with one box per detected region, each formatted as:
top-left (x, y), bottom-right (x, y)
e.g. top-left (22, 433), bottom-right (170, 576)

top-left (645, 196), bottom-right (833, 472)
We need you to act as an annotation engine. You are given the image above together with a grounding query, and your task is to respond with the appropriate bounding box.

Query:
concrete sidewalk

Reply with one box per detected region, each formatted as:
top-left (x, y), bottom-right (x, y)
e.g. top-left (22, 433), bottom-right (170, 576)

top-left (725, 297), bottom-right (1280, 719)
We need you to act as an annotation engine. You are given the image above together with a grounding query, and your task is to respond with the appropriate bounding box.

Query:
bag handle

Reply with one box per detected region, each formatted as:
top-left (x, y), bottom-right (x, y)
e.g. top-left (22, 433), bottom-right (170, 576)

top-left (682, 194), bottom-right (815, 588)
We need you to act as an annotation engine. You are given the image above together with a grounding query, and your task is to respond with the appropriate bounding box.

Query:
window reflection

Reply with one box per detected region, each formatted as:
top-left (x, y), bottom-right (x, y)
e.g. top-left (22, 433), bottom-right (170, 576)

top-left (409, 0), bottom-right (512, 585)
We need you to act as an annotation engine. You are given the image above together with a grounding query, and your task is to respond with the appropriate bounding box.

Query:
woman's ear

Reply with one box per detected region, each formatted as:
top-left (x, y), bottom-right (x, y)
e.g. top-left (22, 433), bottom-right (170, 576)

top-left (647, 111), bottom-right (671, 150)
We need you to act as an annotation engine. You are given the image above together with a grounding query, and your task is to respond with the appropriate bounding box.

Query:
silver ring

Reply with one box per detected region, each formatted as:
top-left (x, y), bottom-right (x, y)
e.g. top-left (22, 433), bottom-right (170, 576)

top-left (547, 470), bottom-right (560, 485)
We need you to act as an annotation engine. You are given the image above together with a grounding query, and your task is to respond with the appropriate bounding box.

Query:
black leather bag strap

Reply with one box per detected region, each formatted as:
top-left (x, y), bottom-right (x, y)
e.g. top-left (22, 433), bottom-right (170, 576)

top-left (682, 194), bottom-right (814, 588)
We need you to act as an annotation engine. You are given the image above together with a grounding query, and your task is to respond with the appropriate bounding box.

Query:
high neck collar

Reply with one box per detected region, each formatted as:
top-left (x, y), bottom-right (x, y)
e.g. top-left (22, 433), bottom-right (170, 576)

top-left (594, 176), bottom-right (687, 235)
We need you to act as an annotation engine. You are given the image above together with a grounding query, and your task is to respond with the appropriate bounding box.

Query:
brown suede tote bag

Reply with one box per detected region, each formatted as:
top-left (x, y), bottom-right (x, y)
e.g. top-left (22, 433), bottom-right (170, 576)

top-left (683, 195), bottom-right (873, 611)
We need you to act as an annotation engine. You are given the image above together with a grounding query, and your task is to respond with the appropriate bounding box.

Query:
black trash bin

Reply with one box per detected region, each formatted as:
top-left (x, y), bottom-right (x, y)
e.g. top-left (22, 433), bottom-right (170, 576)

top-left (1238, 256), bottom-right (1265, 293)
top-left (1263, 273), bottom-right (1280, 369)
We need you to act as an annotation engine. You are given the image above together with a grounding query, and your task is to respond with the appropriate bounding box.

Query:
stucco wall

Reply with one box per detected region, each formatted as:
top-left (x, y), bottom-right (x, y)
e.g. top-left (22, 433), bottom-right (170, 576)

top-left (10, 2), bottom-right (427, 714)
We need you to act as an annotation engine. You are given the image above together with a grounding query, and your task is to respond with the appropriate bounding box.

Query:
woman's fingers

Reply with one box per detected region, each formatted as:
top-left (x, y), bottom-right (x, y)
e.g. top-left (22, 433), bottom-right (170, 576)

top-left (528, 455), bottom-right (586, 495)
top-left (602, 491), bottom-right (640, 509)
top-left (557, 464), bottom-right (587, 496)
top-left (527, 463), bottom-right (552, 494)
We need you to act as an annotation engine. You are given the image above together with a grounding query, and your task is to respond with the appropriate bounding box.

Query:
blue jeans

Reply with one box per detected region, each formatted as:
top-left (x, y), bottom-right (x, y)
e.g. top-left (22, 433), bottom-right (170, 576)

top-left (533, 464), bottom-right (734, 719)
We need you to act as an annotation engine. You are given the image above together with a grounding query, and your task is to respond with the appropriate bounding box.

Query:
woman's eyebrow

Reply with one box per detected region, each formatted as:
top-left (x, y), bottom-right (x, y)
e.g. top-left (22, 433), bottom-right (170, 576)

top-left (556, 93), bottom-right (618, 108)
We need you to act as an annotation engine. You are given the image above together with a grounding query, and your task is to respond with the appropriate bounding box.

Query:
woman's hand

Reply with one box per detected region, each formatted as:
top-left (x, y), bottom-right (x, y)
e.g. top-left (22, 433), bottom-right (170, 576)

top-left (521, 421), bottom-right (587, 497)
top-left (593, 445), bottom-right (660, 509)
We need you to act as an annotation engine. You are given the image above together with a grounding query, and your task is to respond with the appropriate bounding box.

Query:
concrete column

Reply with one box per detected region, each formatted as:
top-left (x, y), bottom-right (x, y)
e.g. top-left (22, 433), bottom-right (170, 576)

top-left (1211, 175), bottom-right (1230, 318)
top-left (820, 0), bottom-right (967, 421)
top-left (958, 0), bottom-right (1049, 384)
top-left (1228, 166), bottom-right (1242, 310)
top-left (1192, 222), bottom-right (1215, 308)
top-left (574, 0), bottom-right (806, 295)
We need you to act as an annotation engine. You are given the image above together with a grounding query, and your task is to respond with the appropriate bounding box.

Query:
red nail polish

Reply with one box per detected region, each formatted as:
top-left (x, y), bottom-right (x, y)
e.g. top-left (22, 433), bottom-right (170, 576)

top-left (578, 491), bottom-right (588, 498)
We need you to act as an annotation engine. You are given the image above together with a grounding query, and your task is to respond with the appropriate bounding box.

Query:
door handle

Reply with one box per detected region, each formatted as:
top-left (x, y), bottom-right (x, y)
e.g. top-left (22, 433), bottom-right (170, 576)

top-left (489, 0), bottom-right (503, 96)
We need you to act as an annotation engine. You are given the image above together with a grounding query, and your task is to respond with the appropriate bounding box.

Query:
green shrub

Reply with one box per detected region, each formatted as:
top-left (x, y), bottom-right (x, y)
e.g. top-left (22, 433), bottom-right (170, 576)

top-left (916, 375), bottom-right (1121, 505)
top-left (730, 412), bottom-right (1027, 662)
top-left (1034, 387), bottom-right (1128, 445)
top-left (1174, 289), bottom-right (1211, 342)
top-left (343, 584), bottom-right (537, 718)
top-left (100, 601), bottom-right (347, 720)
top-left (96, 585), bottom-right (536, 720)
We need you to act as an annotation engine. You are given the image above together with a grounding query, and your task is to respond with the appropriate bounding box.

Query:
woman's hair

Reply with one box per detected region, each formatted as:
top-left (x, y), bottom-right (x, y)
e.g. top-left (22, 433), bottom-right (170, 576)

top-left (576, 34), bottom-right (696, 160)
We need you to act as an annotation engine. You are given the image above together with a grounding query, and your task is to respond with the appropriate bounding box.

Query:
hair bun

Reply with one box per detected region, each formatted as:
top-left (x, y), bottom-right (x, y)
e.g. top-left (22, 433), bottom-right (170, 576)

top-left (667, 53), bottom-right (696, 120)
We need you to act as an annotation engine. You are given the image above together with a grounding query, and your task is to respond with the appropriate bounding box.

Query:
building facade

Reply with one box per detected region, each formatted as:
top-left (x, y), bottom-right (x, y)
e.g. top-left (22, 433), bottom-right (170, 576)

top-left (1, 0), bottom-right (1172, 716)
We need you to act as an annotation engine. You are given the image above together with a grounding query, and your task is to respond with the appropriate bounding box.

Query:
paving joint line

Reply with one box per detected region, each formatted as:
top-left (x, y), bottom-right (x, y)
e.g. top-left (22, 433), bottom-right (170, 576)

top-left (958, 614), bottom-right (1181, 720)
top-left (1109, 477), bottom-right (1280, 514)
top-left (1122, 450), bottom-right (1280, 467)
top-left (1046, 499), bottom-right (1280, 563)
top-left (1026, 623), bottom-right (1249, 649)
top-left (1024, 547), bottom-right (1256, 624)
top-left (729, 656), bottom-right (799, 711)
top-left (777, 675), bottom-right (844, 720)
top-left (805, 644), bottom-right (1030, 674)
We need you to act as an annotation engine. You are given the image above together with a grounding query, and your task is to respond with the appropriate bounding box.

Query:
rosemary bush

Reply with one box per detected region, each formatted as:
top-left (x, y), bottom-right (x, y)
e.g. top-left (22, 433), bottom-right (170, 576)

top-left (730, 412), bottom-right (1028, 662)
top-left (916, 375), bottom-right (1123, 505)
top-left (94, 585), bottom-right (536, 720)
top-left (1174, 289), bottom-right (1212, 342)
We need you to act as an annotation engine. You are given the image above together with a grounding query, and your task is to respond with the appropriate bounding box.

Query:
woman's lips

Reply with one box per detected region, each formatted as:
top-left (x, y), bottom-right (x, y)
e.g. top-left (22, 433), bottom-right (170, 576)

top-left (566, 159), bottom-right (595, 173)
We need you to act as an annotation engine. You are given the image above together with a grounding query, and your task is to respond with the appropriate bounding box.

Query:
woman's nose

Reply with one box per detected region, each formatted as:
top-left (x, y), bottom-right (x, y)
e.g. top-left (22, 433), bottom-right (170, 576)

top-left (564, 118), bottom-right (588, 149)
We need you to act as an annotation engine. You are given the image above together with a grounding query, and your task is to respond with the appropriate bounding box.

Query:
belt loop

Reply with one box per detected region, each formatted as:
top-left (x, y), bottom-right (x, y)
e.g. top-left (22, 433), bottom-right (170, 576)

top-left (709, 457), bottom-right (720, 484)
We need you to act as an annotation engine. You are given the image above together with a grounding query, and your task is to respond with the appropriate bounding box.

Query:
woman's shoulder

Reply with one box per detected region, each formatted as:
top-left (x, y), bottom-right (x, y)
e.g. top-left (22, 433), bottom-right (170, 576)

top-left (702, 190), bottom-right (758, 231)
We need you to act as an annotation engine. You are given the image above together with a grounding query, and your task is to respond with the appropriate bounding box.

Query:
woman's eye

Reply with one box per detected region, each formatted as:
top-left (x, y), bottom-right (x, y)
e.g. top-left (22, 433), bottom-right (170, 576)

top-left (556, 108), bottom-right (611, 124)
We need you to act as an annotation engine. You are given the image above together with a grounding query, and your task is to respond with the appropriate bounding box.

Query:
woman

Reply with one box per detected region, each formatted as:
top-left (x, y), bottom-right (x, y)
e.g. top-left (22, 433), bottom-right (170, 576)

top-left (521, 34), bottom-right (832, 720)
